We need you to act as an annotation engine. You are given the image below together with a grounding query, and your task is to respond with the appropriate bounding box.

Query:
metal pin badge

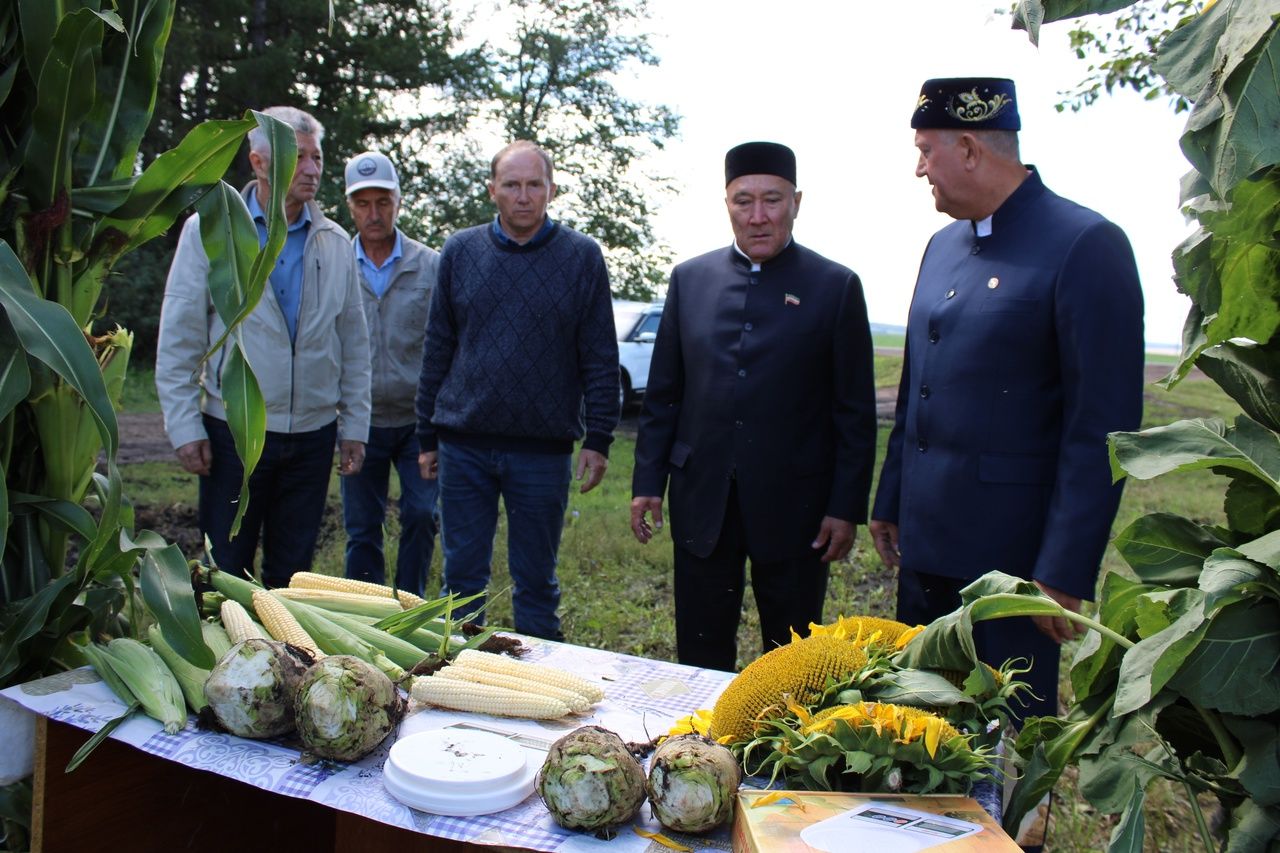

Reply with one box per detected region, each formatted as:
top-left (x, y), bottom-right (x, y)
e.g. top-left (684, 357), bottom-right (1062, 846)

top-left (987, 277), bottom-right (1000, 289)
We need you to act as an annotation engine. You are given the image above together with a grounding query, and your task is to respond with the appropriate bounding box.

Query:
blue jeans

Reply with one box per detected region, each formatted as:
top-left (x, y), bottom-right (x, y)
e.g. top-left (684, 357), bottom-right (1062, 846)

top-left (341, 423), bottom-right (439, 598)
top-left (199, 414), bottom-right (336, 589)
top-left (437, 441), bottom-right (572, 641)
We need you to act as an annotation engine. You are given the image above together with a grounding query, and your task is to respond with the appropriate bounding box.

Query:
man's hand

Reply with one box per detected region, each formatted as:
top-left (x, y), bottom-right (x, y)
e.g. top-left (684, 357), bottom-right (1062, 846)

top-left (338, 440), bottom-right (365, 477)
top-left (869, 519), bottom-right (900, 570)
top-left (418, 450), bottom-right (438, 480)
top-left (811, 516), bottom-right (854, 563)
top-left (175, 439), bottom-right (212, 476)
top-left (630, 496), bottom-right (664, 544)
top-left (1033, 580), bottom-right (1085, 644)
top-left (576, 449), bottom-right (608, 494)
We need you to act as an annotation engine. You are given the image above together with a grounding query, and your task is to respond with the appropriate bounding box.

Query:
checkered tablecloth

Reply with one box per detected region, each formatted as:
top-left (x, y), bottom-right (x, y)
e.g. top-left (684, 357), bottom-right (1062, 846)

top-left (2, 640), bottom-right (738, 853)
top-left (2, 640), bottom-right (1001, 850)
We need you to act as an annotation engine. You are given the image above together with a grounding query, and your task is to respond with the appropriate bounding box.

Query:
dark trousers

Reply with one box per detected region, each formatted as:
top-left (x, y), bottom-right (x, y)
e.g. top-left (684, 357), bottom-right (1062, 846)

top-left (199, 414), bottom-right (336, 588)
top-left (896, 566), bottom-right (1061, 722)
top-left (341, 423), bottom-right (439, 598)
top-left (673, 481), bottom-right (829, 672)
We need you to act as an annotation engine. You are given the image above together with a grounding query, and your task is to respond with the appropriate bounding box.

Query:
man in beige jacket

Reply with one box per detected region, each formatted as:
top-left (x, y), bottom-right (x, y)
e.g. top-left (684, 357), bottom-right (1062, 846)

top-left (156, 106), bottom-right (371, 587)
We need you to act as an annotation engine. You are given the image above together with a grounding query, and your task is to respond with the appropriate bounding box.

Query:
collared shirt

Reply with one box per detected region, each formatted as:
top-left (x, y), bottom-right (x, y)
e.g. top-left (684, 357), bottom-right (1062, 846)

top-left (248, 191), bottom-right (311, 343)
top-left (355, 229), bottom-right (403, 298)
top-left (490, 214), bottom-right (556, 247)
top-left (974, 214), bottom-right (994, 238)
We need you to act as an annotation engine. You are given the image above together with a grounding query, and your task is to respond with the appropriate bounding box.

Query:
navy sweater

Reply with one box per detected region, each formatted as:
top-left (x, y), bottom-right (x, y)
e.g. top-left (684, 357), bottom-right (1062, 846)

top-left (415, 221), bottom-right (620, 456)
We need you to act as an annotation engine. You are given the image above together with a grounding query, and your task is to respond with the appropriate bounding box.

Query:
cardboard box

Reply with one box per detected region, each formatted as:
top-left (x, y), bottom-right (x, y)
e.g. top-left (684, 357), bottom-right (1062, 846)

top-left (733, 790), bottom-right (1021, 852)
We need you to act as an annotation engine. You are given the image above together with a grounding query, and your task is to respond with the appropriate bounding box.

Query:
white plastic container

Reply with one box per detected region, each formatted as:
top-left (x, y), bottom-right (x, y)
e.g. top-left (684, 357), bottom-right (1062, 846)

top-left (382, 728), bottom-right (538, 816)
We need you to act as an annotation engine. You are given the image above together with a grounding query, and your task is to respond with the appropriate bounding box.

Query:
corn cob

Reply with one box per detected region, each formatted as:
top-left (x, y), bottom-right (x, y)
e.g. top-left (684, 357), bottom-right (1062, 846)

top-left (99, 638), bottom-right (188, 734)
top-left (435, 664), bottom-right (594, 713)
top-left (410, 675), bottom-right (571, 719)
top-left (453, 650), bottom-right (605, 703)
top-left (252, 590), bottom-right (324, 659)
top-left (221, 599), bottom-right (267, 644)
top-left (275, 587), bottom-right (404, 618)
top-left (289, 571), bottom-right (427, 609)
top-left (148, 624), bottom-right (213, 714)
top-left (270, 594), bottom-right (407, 682)
top-left (314, 608), bottom-right (429, 670)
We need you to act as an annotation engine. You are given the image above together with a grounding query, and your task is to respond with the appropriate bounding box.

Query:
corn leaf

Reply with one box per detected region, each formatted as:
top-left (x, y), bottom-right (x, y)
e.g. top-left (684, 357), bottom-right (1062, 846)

top-left (23, 8), bottom-right (100, 210)
top-left (0, 573), bottom-right (78, 684)
top-left (64, 700), bottom-right (140, 773)
top-left (95, 115), bottom-right (256, 255)
top-left (0, 314), bottom-right (30, 422)
top-left (0, 241), bottom-right (117, 458)
top-left (76, 0), bottom-right (173, 185)
top-left (140, 544), bottom-right (214, 669)
top-left (218, 342), bottom-right (264, 539)
top-left (7, 492), bottom-right (96, 541)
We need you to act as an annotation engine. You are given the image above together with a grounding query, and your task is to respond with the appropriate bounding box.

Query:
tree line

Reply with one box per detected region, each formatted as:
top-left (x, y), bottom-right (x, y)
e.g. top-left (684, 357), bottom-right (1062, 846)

top-left (107, 0), bottom-right (678, 359)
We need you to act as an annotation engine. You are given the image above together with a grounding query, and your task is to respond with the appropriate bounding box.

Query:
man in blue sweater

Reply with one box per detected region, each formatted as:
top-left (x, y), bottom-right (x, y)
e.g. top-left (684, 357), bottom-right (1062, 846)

top-left (415, 141), bottom-right (620, 641)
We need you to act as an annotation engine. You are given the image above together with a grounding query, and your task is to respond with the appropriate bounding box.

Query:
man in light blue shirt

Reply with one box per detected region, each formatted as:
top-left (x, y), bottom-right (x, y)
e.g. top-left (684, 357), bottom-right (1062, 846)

top-left (156, 106), bottom-right (371, 588)
top-left (341, 151), bottom-right (441, 597)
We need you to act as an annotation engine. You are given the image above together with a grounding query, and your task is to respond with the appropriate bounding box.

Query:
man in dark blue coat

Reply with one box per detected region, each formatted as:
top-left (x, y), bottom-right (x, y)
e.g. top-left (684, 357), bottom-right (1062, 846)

top-left (870, 78), bottom-right (1145, 721)
top-left (632, 142), bottom-right (878, 672)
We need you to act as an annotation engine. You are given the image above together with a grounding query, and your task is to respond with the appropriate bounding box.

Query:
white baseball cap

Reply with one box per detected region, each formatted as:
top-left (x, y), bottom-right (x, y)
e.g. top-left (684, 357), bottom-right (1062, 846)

top-left (345, 151), bottom-right (399, 195)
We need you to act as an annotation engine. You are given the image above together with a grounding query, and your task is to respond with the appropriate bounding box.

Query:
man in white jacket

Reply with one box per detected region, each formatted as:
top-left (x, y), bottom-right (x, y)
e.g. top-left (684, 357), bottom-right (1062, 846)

top-left (156, 106), bottom-right (371, 588)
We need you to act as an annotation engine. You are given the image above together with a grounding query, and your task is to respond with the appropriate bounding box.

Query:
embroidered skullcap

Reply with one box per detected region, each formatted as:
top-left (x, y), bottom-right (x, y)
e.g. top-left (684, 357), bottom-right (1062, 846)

top-left (725, 142), bottom-right (797, 187)
top-left (911, 78), bottom-right (1021, 131)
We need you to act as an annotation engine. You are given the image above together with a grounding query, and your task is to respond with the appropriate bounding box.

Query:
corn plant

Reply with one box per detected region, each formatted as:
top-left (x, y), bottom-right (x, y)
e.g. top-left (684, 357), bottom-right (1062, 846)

top-left (0, 0), bottom-right (287, 693)
top-left (921, 3), bottom-right (1280, 851)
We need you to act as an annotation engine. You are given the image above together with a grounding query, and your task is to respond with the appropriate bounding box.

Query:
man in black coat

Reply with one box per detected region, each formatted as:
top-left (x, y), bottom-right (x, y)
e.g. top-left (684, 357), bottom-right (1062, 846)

top-left (631, 142), bottom-right (878, 672)
top-left (870, 78), bottom-right (1145, 722)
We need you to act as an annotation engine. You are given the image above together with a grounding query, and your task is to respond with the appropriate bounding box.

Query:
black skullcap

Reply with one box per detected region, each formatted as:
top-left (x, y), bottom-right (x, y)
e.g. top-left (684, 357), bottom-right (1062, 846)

top-left (911, 78), bottom-right (1021, 131)
top-left (724, 141), bottom-right (797, 187)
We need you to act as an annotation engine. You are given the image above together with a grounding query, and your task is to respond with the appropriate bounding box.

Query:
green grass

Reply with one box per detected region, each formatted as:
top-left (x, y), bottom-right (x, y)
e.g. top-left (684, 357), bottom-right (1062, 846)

top-left (122, 366), bottom-right (159, 413)
top-left (116, 356), bottom-right (1242, 852)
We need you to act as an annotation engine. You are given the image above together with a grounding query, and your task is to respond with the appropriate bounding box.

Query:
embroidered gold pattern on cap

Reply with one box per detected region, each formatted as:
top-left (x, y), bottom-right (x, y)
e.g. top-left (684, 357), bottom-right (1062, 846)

top-left (946, 89), bottom-right (1012, 123)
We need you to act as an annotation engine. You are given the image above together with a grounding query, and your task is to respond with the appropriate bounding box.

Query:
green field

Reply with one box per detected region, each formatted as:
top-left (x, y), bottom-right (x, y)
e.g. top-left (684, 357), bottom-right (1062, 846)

top-left (119, 355), bottom-right (1237, 852)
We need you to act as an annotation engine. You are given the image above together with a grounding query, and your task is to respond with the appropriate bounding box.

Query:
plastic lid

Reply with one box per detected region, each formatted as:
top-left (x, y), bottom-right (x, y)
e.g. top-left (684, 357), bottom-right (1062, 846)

top-left (383, 729), bottom-right (538, 816)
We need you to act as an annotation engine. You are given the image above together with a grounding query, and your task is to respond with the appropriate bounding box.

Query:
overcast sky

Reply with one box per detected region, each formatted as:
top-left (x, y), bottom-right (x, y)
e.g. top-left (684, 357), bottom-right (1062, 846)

top-left (623, 0), bottom-right (1194, 346)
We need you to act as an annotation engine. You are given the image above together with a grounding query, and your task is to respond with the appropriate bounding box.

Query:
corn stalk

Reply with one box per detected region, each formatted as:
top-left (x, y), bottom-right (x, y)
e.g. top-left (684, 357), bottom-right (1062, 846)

top-left (0, 0), bottom-right (284, 690)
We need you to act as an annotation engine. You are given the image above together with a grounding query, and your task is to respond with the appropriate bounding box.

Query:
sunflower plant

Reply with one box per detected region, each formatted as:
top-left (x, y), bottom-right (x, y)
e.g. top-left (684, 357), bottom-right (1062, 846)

top-left (738, 700), bottom-right (996, 795)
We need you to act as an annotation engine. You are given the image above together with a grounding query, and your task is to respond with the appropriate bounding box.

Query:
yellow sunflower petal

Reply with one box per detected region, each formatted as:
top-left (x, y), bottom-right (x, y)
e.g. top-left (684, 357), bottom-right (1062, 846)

top-left (924, 715), bottom-right (942, 758)
top-left (750, 791), bottom-right (790, 808)
top-left (633, 828), bottom-right (693, 851)
top-left (895, 624), bottom-right (926, 649)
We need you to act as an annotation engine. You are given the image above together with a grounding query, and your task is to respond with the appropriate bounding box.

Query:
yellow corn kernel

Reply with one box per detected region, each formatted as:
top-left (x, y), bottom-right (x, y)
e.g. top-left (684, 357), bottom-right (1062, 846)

top-left (410, 675), bottom-right (571, 719)
top-left (220, 600), bottom-right (267, 644)
top-left (252, 590), bottom-right (324, 659)
top-left (288, 571), bottom-right (425, 609)
top-left (453, 649), bottom-right (605, 703)
top-left (275, 587), bottom-right (404, 618)
top-left (435, 664), bottom-right (593, 713)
